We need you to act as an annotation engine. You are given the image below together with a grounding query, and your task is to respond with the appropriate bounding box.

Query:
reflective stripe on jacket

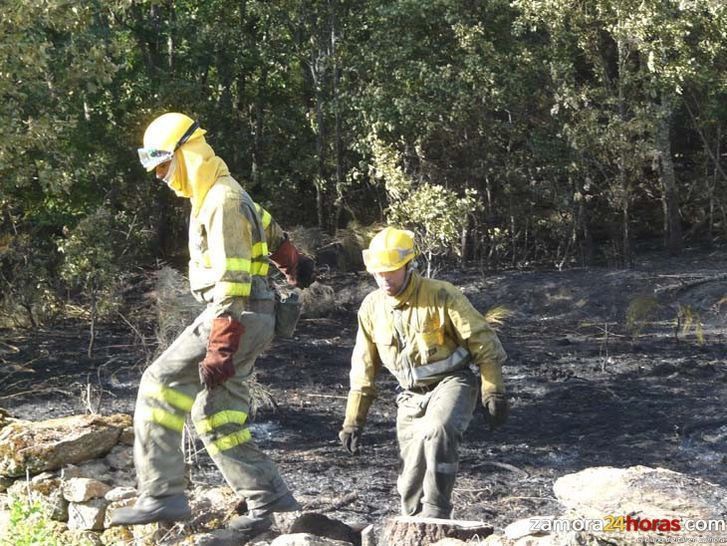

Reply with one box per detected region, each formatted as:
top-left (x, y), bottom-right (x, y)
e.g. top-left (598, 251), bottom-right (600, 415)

top-left (344, 272), bottom-right (507, 428)
top-left (188, 175), bottom-right (285, 316)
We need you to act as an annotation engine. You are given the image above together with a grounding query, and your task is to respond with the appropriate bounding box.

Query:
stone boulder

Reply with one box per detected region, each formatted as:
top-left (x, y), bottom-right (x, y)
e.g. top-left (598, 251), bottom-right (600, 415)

top-left (62, 478), bottom-right (112, 503)
top-left (500, 466), bottom-right (727, 546)
top-left (7, 473), bottom-right (68, 521)
top-left (553, 465), bottom-right (726, 520)
top-left (0, 414), bottom-right (132, 478)
top-left (67, 498), bottom-right (108, 531)
top-left (270, 534), bottom-right (354, 546)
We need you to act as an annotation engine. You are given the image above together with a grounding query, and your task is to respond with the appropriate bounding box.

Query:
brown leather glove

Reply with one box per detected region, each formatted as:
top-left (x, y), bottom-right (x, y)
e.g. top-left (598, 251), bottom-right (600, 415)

top-left (270, 238), bottom-right (316, 288)
top-left (483, 392), bottom-right (509, 430)
top-left (200, 316), bottom-right (244, 389)
top-left (338, 426), bottom-right (362, 455)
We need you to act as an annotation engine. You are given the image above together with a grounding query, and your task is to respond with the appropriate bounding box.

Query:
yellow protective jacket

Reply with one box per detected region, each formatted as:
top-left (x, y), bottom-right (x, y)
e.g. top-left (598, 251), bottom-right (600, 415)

top-left (343, 272), bottom-right (506, 428)
top-left (188, 175), bottom-right (284, 317)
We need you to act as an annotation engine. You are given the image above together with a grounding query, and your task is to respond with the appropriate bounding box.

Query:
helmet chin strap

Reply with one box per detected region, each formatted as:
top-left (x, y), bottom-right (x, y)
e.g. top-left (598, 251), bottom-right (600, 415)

top-left (393, 265), bottom-right (414, 297)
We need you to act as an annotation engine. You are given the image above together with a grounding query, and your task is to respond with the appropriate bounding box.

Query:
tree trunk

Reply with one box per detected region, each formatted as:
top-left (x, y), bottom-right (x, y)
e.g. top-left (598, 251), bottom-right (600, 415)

top-left (385, 516), bottom-right (493, 546)
top-left (617, 36), bottom-right (632, 267)
top-left (311, 50), bottom-right (326, 231)
top-left (460, 222), bottom-right (468, 267)
top-left (88, 285), bottom-right (97, 358)
top-left (331, 2), bottom-right (344, 232)
top-left (708, 126), bottom-right (720, 245)
top-left (166, 0), bottom-right (174, 70)
top-left (656, 94), bottom-right (682, 256)
top-left (250, 64), bottom-right (267, 188)
top-left (509, 204), bottom-right (516, 268)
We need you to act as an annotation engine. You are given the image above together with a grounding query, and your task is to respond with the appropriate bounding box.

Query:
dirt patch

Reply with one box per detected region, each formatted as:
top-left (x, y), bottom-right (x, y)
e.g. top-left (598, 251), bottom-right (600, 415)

top-left (2, 247), bottom-right (726, 532)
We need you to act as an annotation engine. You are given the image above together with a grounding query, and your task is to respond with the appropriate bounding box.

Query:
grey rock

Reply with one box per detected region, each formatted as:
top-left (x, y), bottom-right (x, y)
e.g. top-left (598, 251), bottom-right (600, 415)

top-left (271, 534), bottom-right (354, 546)
top-left (104, 445), bottom-right (133, 470)
top-left (62, 477), bottom-right (112, 503)
top-left (104, 486), bottom-right (137, 502)
top-left (187, 529), bottom-right (250, 545)
top-left (505, 517), bottom-right (555, 540)
top-left (119, 427), bottom-right (135, 446)
top-left (68, 498), bottom-right (109, 531)
top-left (0, 414), bottom-right (131, 478)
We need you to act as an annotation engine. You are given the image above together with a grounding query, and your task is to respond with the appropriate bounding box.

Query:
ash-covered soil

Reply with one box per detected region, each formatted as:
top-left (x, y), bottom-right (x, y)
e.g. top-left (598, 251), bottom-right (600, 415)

top-left (1, 247), bottom-right (726, 534)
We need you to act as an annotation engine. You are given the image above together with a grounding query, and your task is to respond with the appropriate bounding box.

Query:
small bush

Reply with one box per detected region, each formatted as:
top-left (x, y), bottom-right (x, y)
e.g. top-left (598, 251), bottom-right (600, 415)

top-left (0, 233), bottom-right (63, 328)
top-left (3, 490), bottom-right (92, 546)
top-left (676, 304), bottom-right (705, 345)
top-left (367, 134), bottom-right (481, 275)
top-left (153, 266), bottom-right (204, 357)
top-left (625, 296), bottom-right (661, 340)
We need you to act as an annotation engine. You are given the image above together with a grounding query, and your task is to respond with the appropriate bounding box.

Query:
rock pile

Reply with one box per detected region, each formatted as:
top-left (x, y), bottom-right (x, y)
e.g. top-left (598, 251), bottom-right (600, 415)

top-left (1, 413), bottom-right (725, 545)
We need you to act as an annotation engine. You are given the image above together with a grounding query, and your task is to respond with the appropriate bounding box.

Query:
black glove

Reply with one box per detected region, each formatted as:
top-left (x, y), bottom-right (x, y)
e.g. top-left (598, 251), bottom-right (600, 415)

top-left (338, 426), bottom-right (362, 455)
top-left (296, 254), bottom-right (316, 289)
top-left (483, 393), bottom-right (509, 430)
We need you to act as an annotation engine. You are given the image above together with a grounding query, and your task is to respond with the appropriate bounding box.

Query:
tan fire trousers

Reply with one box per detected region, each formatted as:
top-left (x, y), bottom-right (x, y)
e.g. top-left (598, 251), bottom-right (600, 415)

top-left (132, 305), bottom-right (290, 510)
top-left (396, 369), bottom-right (478, 518)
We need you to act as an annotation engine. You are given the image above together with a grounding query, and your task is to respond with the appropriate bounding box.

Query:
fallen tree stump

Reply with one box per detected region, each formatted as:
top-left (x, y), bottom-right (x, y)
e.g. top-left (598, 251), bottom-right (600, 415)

top-left (384, 516), bottom-right (493, 545)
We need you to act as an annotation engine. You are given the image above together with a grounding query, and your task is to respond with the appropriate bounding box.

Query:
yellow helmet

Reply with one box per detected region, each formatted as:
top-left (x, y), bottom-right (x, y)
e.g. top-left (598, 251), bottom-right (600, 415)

top-left (137, 112), bottom-right (207, 172)
top-left (362, 227), bottom-right (417, 273)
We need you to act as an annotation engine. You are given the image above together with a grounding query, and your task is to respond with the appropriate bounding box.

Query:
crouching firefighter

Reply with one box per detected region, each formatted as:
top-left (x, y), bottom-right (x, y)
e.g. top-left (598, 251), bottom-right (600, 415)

top-left (338, 227), bottom-right (508, 519)
top-left (110, 113), bottom-right (315, 535)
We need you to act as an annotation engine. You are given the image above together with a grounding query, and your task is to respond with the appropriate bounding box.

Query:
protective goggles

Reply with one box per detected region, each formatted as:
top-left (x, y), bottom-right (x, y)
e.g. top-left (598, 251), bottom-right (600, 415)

top-left (137, 120), bottom-right (200, 171)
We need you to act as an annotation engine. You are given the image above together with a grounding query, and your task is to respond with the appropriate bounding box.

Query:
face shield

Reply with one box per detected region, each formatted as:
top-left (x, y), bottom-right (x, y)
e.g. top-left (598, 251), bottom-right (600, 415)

top-left (137, 148), bottom-right (174, 172)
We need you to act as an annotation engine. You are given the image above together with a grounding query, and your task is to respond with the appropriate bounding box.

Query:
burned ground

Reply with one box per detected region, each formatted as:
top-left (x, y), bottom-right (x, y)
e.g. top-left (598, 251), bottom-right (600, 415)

top-left (1, 248), bottom-right (725, 535)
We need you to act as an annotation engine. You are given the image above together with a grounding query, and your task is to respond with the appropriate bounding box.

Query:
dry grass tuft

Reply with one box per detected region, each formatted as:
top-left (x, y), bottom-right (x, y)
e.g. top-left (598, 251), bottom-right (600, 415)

top-left (625, 295), bottom-right (661, 339)
top-left (151, 266), bottom-right (276, 412)
top-left (483, 305), bottom-right (513, 330)
top-left (300, 283), bottom-right (339, 317)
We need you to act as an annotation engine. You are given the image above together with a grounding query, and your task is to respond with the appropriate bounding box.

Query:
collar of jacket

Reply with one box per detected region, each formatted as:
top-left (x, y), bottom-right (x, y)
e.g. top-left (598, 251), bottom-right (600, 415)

top-left (169, 137), bottom-right (230, 216)
top-left (383, 270), bottom-right (421, 309)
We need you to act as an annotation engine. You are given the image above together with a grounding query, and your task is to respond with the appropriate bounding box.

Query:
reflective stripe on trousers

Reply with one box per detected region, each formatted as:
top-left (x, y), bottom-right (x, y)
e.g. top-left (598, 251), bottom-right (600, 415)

top-left (132, 306), bottom-right (289, 509)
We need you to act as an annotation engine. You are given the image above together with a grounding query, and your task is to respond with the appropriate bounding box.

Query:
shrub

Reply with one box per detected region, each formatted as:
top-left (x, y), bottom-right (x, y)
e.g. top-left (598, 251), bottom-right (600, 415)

top-left (3, 490), bottom-right (92, 546)
top-left (58, 207), bottom-right (153, 355)
top-left (0, 233), bottom-right (63, 328)
top-left (625, 296), bottom-right (661, 340)
top-left (368, 134), bottom-right (481, 276)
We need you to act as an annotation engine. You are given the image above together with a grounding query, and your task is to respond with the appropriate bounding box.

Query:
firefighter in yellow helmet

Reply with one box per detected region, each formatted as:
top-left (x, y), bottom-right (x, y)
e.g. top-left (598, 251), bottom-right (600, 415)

top-left (110, 113), bottom-right (314, 535)
top-left (338, 227), bottom-right (508, 519)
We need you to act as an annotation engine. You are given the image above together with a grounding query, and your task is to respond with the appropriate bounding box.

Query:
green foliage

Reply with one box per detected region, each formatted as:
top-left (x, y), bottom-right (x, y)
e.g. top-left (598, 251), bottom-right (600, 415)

top-left (368, 134), bottom-right (481, 269)
top-left (2, 491), bottom-right (91, 546)
top-left (58, 207), bottom-right (152, 320)
top-left (0, 232), bottom-right (63, 328)
top-left (2, 0), bottom-right (727, 333)
top-left (3, 493), bottom-right (55, 546)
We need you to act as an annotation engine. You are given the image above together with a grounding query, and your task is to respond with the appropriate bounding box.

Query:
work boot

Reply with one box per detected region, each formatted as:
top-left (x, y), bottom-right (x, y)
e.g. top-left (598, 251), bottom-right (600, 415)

top-left (419, 503), bottom-right (452, 519)
top-left (228, 492), bottom-right (300, 534)
top-left (109, 494), bottom-right (191, 526)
